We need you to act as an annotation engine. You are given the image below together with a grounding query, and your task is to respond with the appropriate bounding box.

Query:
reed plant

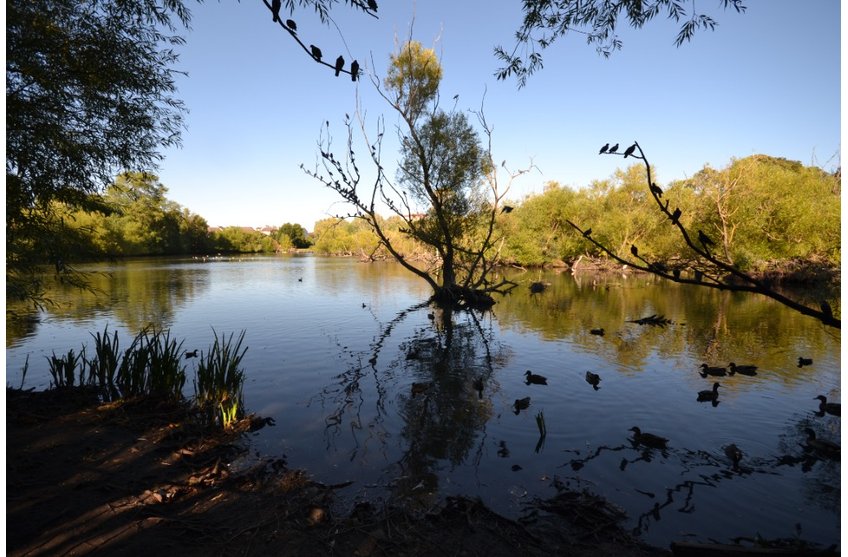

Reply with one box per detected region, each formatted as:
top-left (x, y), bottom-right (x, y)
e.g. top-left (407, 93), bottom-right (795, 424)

top-left (194, 329), bottom-right (247, 429)
top-left (113, 328), bottom-right (185, 399)
top-left (47, 347), bottom-right (85, 388)
top-left (85, 326), bottom-right (121, 398)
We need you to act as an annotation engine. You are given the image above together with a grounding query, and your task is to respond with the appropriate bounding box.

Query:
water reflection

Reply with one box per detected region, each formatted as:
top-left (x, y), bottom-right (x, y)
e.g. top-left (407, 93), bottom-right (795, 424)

top-left (4, 257), bottom-right (840, 549)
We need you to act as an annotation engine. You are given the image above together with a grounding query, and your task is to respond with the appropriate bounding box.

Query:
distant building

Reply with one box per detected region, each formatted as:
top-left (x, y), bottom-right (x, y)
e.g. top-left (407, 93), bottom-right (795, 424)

top-left (259, 226), bottom-right (278, 236)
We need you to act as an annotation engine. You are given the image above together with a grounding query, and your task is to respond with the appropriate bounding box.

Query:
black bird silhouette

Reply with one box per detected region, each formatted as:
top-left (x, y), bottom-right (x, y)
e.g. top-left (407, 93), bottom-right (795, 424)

top-left (589, 328), bottom-right (604, 336)
top-left (699, 363), bottom-right (727, 377)
top-left (650, 182), bottom-right (663, 197)
top-left (350, 59), bottom-right (360, 81)
top-left (608, 143), bottom-right (619, 154)
top-left (629, 427), bottom-right (668, 449)
top-left (803, 427), bottom-right (840, 457)
top-left (698, 230), bottom-right (715, 248)
top-left (184, 349), bottom-right (198, 359)
top-left (729, 362), bottom-right (758, 376)
top-left (271, 0), bottom-right (281, 22)
top-left (513, 396), bottom-right (531, 414)
top-left (630, 244), bottom-right (638, 257)
top-left (524, 370), bottom-right (548, 385)
top-left (334, 55), bottom-right (344, 76)
top-left (367, 0), bottom-right (378, 11)
top-left (724, 444), bottom-right (743, 470)
top-left (501, 205), bottom-right (514, 214)
top-left (286, 19), bottom-right (297, 32)
top-left (599, 143), bottom-right (609, 154)
top-left (814, 395), bottom-right (840, 416)
top-left (309, 45), bottom-right (322, 61)
top-left (623, 144), bottom-right (636, 158)
top-left (797, 356), bottom-right (813, 367)
top-left (697, 382), bottom-right (721, 402)
top-left (585, 371), bottom-right (601, 390)
top-left (583, 228), bottom-right (592, 237)
top-left (670, 207), bottom-right (681, 224)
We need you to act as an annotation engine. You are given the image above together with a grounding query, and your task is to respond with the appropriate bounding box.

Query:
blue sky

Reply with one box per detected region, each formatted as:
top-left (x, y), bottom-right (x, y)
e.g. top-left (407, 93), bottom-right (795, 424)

top-left (156, 1), bottom-right (841, 230)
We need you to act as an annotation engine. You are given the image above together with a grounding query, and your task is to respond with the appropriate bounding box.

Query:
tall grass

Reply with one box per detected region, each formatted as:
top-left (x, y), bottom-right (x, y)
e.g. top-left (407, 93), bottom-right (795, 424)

top-left (194, 330), bottom-right (248, 429)
top-left (34, 326), bottom-right (248, 429)
top-left (47, 348), bottom-right (85, 388)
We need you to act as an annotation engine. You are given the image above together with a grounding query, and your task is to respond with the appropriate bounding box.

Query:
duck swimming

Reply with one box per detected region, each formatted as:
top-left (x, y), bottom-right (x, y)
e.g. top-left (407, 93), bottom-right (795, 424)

top-left (585, 371), bottom-right (601, 390)
top-left (814, 395), bottom-right (840, 417)
top-left (697, 382), bottom-right (721, 402)
top-left (699, 363), bottom-right (727, 377)
top-left (629, 427), bottom-right (668, 449)
top-left (513, 397), bottom-right (531, 414)
top-left (590, 328), bottom-right (605, 336)
top-left (803, 427), bottom-right (840, 457)
top-left (524, 370), bottom-right (548, 385)
top-left (797, 357), bottom-right (813, 368)
top-left (728, 362), bottom-right (758, 376)
top-left (724, 443), bottom-right (743, 470)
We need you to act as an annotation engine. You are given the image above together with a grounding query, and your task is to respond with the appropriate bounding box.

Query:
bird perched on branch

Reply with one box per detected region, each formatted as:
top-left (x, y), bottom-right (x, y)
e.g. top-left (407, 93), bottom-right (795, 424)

top-left (623, 144), bottom-right (636, 158)
top-left (367, 0), bottom-right (378, 12)
top-left (650, 182), bottom-right (663, 197)
top-left (334, 55), bottom-right (344, 76)
top-left (286, 19), bottom-right (297, 32)
top-left (271, 0), bottom-right (281, 22)
top-left (310, 45), bottom-right (322, 61)
top-left (350, 59), bottom-right (360, 81)
top-left (630, 244), bottom-right (638, 257)
top-left (501, 205), bottom-right (514, 214)
top-left (583, 228), bottom-right (592, 237)
top-left (670, 207), bottom-right (681, 225)
top-left (599, 143), bottom-right (609, 154)
top-left (698, 230), bottom-right (715, 249)
top-left (608, 143), bottom-right (619, 154)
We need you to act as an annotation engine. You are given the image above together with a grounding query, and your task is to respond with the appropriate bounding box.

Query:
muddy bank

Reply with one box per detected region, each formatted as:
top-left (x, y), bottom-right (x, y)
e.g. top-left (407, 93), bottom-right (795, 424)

top-left (7, 387), bottom-right (670, 556)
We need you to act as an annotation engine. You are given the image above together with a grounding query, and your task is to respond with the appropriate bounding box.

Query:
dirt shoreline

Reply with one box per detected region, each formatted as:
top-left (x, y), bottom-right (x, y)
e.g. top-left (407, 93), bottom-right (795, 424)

top-left (7, 387), bottom-right (670, 556)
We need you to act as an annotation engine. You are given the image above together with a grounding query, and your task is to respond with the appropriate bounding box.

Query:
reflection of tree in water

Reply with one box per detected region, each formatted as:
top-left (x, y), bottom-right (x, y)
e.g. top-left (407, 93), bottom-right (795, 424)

top-left (555, 412), bottom-right (840, 540)
top-left (319, 303), bottom-right (509, 505)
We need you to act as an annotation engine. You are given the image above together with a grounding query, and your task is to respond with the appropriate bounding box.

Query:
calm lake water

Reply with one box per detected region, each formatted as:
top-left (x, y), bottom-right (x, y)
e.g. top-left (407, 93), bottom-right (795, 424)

top-left (5, 255), bottom-right (841, 550)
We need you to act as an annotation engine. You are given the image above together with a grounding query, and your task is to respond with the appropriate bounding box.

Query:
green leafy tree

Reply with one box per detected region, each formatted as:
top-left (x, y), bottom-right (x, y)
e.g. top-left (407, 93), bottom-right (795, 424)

top-left (277, 223), bottom-right (312, 249)
top-left (6, 0), bottom-right (190, 303)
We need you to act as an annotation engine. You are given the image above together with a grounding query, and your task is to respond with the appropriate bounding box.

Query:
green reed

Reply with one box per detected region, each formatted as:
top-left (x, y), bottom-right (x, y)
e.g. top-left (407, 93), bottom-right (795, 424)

top-left (114, 328), bottom-right (185, 399)
top-left (85, 326), bottom-right (121, 397)
top-left (47, 347), bottom-right (85, 388)
top-left (194, 329), bottom-right (248, 429)
top-left (37, 326), bottom-right (248, 429)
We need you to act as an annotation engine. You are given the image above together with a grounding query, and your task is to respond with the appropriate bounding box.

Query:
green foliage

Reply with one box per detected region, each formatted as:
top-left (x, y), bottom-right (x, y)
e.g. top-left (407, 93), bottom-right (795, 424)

top-left (212, 227), bottom-right (278, 253)
top-left (496, 0), bottom-right (746, 86)
top-left (385, 41), bottom-right (443, 120)
top-left (115, 328), bottom-right (186, 399)
top-left (6, 0), bottom-right (190, 303)
top-left (194, 330), bottom-right (248, 429)
top-left (319, 155), bottom-right (837, 272)
top-left (277, 223), bottom-right (312, 249)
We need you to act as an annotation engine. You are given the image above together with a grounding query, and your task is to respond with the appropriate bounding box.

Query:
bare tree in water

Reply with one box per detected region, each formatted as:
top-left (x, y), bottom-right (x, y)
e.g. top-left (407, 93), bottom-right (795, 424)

top-left (304, 40), bottom-right (535, 310)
